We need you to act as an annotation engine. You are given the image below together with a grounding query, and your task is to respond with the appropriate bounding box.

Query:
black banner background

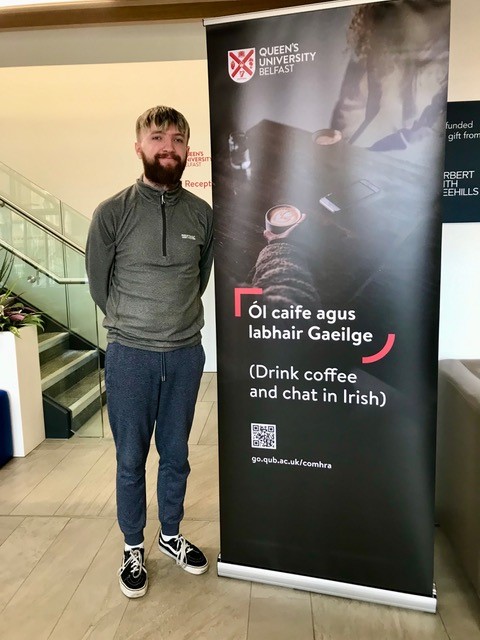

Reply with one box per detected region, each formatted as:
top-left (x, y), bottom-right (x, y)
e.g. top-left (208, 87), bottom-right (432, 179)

top-left (207, 1), bottom-right (450, 598)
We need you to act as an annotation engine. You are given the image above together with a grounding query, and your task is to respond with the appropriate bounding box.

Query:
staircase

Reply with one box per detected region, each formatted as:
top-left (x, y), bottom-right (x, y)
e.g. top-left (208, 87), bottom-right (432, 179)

top-left (33, 315), bottom-right (106, 438)
top-left (39, 332), bottom-right (105, 436)
top-left (0, 160), bottom-right (107, 438)
top-left (0, 295), bottom-right (107, 439)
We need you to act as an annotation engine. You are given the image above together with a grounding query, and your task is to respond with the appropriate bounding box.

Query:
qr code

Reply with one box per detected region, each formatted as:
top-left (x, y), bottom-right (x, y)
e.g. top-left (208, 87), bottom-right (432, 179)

top-left (251, 423), bottom-right (276, 450)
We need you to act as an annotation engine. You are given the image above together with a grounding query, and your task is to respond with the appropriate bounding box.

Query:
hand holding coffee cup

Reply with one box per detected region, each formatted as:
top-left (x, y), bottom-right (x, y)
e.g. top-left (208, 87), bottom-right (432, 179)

top-left (264, 204), bottom-right (305, 242)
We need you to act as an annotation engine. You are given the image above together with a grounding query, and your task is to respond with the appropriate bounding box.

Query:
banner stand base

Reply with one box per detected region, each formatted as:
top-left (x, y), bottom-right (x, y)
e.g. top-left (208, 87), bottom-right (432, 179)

top-left (217, 558), bottom-right (437, 613)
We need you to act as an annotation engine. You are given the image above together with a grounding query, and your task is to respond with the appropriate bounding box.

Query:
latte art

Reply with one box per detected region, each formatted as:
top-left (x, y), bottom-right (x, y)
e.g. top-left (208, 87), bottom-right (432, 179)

top-left (265, 204), bottom-right (301, 234)
top-left (312, 128), bottom-right (342, 146)
top-left (269, 206), bottom-right (300, 226)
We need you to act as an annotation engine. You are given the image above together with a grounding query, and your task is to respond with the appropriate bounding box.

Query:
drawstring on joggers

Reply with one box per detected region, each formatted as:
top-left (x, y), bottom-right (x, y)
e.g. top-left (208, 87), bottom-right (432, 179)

top-left (160, 352), bottom-right (166, 382)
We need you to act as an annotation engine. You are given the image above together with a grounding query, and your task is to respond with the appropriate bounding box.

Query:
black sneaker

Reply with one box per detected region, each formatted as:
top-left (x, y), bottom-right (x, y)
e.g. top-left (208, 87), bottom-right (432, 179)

top-left (118, 547), bottom-right (148, 598)
top-left (158, 532), bottom-right (209, 575)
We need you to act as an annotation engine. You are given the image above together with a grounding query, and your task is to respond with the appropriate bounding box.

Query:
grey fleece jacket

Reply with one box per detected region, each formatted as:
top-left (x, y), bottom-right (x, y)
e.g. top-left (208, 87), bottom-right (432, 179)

top-left (85, 178), bottom-right (214, 351)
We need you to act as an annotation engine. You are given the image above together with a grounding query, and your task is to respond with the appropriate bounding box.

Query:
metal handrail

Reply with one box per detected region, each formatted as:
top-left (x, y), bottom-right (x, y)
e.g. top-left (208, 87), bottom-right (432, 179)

top-left (0, 195), bottom-right (85, 255)
top-left (0, 239), bottom-right (87, 285)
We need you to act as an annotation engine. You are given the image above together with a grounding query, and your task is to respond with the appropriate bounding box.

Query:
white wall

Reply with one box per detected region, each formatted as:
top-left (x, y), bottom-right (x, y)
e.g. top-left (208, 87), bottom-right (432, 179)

top-left (0, 0), bottom-right (479, 366)
top-left (0, 21), bottom-right (207, 66)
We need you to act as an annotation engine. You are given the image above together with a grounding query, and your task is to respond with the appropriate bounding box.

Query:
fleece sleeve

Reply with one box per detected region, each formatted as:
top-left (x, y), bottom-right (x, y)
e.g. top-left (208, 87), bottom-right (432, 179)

top-left (85, 204), bottom-right (116, 316)
top-left (199, 205), bottom-right (214, 296)
top-left (250, 241), bottom-right (319, 308)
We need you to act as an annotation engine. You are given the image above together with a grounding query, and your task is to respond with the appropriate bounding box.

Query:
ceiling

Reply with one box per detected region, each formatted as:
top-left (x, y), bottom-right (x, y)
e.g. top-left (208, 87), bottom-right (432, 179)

top-left (0, 0), bottom-right (330, 30)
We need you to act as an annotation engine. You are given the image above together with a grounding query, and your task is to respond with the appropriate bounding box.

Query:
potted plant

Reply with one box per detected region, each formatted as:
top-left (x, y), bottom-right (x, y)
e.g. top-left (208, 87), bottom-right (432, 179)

top-left (0, 249), bottom-right (45, 456)
top-left (0, 250), bottom-right (42, 335)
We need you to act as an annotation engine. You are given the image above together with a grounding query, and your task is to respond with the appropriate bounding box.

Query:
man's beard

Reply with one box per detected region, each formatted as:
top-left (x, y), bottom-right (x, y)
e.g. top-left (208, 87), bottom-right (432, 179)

top-left (141, 151), bottom-right (187, 187)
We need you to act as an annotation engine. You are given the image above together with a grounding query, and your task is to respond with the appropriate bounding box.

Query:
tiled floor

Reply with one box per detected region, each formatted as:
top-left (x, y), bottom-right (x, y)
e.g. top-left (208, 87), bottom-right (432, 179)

top-left (1, 373), bottom-right (479, 639)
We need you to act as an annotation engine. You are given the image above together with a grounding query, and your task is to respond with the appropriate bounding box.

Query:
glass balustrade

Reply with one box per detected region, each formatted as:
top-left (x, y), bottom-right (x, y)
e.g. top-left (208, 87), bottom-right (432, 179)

top-left (0, 160), bottom-right (89, 249)
top-left (0, 180), bottom-right (106, 438)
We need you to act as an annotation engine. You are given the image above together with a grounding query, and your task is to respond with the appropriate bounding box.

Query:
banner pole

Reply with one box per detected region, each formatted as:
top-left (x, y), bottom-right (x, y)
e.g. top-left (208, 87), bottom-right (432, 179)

top-left (218, 560), bottom-right (437, 613)
top-left (204, 0), bottom-right (388, 26)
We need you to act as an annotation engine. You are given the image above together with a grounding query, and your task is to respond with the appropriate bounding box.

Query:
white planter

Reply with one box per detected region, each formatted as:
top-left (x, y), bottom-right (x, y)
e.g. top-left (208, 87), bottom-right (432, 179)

top-left (0, 325), bottom-right (45, 456)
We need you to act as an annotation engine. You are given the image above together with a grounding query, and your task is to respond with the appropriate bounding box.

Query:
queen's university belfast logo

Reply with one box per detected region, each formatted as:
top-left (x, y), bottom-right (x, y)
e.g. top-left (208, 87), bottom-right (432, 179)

top-left (228, 49), bottom-right (256, 83)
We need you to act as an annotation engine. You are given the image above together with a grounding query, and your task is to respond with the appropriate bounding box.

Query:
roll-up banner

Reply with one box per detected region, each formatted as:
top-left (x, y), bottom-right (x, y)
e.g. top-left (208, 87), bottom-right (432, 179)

top-left (205, 0), bottom-right (450, 612)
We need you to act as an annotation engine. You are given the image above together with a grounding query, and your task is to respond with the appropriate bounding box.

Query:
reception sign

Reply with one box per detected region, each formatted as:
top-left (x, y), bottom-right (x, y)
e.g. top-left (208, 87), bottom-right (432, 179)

top-left (206, 0), bottom-right (450, 611)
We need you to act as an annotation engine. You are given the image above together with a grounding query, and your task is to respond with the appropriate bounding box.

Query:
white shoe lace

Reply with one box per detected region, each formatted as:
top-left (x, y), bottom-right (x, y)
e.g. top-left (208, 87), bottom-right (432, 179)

top-left (175, 535), bottom-right (193, 569)
top-left (118, 548), bottom-right (143, 578)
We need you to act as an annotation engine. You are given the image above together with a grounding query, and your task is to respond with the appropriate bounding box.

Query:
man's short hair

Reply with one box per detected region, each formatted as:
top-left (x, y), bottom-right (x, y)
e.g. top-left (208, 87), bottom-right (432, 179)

top-left (136, 106), bottom-right (190, 142)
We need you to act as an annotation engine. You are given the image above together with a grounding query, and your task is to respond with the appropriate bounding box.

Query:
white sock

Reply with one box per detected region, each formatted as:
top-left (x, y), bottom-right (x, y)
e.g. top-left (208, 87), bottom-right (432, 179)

top-left (125, 542), bottom-right (144, 551)
top-left (161, 532), bottom-right (179, 541)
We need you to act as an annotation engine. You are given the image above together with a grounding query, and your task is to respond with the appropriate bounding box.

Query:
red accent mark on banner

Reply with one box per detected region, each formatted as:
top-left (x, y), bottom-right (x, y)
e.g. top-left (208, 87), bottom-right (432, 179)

top-left (234, 288), bottom-right (263, 317)
top-left (362, 334), bottom-right (396, 364)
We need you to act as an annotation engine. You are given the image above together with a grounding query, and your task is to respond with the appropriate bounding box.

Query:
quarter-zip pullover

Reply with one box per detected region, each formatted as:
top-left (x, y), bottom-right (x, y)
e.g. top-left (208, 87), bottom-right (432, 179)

top-left (86, 178), bottom-right (214, 351)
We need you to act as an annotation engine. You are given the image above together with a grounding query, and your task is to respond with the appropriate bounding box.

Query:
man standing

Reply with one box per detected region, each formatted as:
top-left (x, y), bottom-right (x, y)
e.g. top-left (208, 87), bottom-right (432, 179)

top-left (86, 106), bottom-right (214, 598)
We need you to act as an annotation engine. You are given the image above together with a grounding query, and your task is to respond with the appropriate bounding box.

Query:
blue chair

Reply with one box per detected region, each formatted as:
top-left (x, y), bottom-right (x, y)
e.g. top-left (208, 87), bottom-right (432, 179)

top-left (0, 390), bottom-right (14, 467)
